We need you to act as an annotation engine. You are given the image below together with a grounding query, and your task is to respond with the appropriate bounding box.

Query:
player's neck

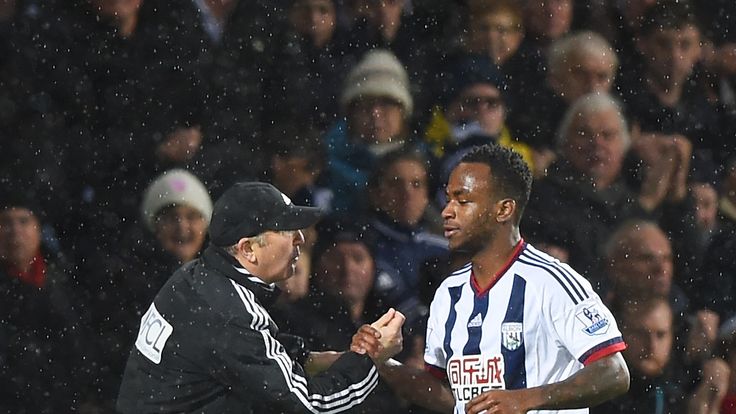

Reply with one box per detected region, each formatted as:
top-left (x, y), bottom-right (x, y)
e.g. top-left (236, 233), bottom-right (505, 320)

top-left (471, 232), bottom-right (522, 290)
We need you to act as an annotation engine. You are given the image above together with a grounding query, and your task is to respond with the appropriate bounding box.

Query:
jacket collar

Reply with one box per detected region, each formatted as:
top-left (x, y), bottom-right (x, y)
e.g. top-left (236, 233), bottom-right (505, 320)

top-left (202, 245), bottom-right (281, 308)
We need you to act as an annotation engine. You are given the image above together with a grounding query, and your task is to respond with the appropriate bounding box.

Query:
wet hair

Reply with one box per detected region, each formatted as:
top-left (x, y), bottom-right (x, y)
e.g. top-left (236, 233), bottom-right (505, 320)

top-left (547, 30), bottom-right (618, 78)
top-left (640, 0), bottom-right (700, 37)
top-left (555, 92), bottom-right (630, 151)
top-left (460, 144), bottom-right (532, 220)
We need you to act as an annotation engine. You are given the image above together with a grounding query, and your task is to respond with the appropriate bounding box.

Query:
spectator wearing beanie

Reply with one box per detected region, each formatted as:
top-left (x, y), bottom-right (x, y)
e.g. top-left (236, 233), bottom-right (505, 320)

top-left (140, 168), bottom-right (213, 263)
top-left (324, 49), bottom-right (427, 213)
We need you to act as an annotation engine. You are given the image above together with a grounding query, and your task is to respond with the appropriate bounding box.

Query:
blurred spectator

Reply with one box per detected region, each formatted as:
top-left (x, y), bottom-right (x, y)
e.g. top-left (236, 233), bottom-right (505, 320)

top-left (523, 0), bottom-right (574, 47)
top-left (0, 190), bottom-right (93, 412)
top-left (265, 124), bottom-right (334, 212)
top-left (365, 148), bottom-right (447, 324)
top-left (346, 0), bottom-right (430, 103)
top-left (593, 298), bottom-right (729, 413)
top-left (619, 0), bottom-right (727, 169)
top-left (324, 49), bottom-right (421, 212)
top-left (592, 0), bottom-right (657, 70)
top-left (508, 30), bottom-right (619, 153)
top-left (700, 0), bottom-right (736, 119)
top-left (82, 169), bottom-right (213, 408)
top-left (502, 0), bottom-right (574, 113)
top-left (602, 220), bottom-right (688, 322)
top-left (464, 0), bottom-right (525, 68)
top-left (715, 315), bottom-right (736, 413)
top-left (1, 0), bottom-right (146, 250)
top-left (133, 0), bottom-right (280, 187)
top-left (262, 0), bottom-right (354, 131)
top-left (602, 219), bottom-right (719, 368)
top-left (688, 158), bottom-right (721, 266)
top-left (525, 93), bottom-right (698, 282)
top-left (424, 54), bottom-right (537, 181)
top-left (694, 158), bottom-right (736, 329)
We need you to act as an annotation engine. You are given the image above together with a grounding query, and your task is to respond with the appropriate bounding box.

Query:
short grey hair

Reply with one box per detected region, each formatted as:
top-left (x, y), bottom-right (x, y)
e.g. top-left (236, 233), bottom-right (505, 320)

top-left (224, 233), bottom-right (268, 256)
top-left (547, 30), bottom-right (619, 78)
top-left (555, 92), bottom-right (631, 151)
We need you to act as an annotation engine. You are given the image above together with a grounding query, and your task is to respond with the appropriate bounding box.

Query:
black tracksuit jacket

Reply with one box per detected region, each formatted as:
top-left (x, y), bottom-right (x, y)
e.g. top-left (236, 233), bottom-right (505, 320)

top-left (117, 245), bottom-right (379, 413)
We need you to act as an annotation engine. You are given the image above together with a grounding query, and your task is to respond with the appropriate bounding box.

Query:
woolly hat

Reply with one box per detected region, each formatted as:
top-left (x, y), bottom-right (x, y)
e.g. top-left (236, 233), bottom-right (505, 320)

top-left (141, 169), bottom-right (213, 231)
top-left (340, 49), bottom-right (413, 115)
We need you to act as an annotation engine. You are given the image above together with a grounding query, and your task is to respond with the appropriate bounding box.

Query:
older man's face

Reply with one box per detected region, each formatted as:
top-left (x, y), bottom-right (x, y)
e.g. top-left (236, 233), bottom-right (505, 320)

top-left (563, 107), bottom-right (627, 185)
top-left (553, 52), bottom-right (616, 104)
top-left (0, 207), bottom-right (42, 267)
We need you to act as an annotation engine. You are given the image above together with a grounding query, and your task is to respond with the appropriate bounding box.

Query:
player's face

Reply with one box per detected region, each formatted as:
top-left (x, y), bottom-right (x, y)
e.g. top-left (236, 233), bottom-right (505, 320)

top-left (621, 302), bottom-right (673, 377)
top-left (442, 162), bottom-right (499, 254)
top-left (252, 230), bottom-right (305, 283)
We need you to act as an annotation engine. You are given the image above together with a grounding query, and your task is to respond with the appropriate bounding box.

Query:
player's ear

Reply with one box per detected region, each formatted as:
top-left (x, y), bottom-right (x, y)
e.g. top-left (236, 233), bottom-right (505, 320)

top-left (496, 198), bottom-right (516, 223)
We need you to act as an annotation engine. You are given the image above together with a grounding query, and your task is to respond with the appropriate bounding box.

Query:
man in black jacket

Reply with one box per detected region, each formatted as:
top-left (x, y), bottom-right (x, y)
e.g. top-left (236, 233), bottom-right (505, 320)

top-left (117, 182), bottom-right (405, 413)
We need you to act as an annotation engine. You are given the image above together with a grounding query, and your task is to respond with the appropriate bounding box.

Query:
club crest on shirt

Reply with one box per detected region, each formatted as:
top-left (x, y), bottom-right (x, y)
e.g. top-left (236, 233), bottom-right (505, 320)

top-left (501, 322), bottom-right (523, 351)
top-left (575, 305), bottom-right (610, 335)
top-left (446, 354), bottom-right (506, 402)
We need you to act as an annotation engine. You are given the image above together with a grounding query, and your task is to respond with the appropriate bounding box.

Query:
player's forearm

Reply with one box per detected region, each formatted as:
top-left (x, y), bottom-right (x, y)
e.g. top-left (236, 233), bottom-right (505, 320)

top-left (378, 359), bottom-right (455, 413)
top-left (527, 353), bottom-right (630, 411)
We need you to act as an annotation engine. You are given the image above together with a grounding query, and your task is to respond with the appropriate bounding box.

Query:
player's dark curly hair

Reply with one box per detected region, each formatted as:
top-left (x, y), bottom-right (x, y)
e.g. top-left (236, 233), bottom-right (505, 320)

top-left (460, 144), bottom-right (533, 222)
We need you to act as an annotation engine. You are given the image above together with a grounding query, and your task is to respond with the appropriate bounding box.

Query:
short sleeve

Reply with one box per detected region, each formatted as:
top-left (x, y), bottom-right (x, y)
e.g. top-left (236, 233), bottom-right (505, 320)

top-left (544, 276), bottom-right (626, 365)
top-left (424, 285), bottom-right (448, 371)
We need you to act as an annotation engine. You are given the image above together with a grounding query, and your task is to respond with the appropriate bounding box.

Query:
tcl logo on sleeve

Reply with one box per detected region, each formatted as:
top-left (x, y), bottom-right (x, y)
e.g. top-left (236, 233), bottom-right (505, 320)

top-left (135, 303), bottom-right (174, 364)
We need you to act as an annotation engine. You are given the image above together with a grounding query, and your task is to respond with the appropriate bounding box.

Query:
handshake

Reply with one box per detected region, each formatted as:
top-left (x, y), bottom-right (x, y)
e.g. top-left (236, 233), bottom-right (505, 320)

top-left (350, 308), bottom-right (405, 364)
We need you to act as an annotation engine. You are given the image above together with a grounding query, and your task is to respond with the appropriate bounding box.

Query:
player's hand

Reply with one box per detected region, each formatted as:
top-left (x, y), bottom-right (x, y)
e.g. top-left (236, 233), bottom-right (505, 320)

top-left (465, 389), bottom-right (530, 414)
top-left (350, 325), bottom-right (383, 359)
top-left (369, 308), bottom-right (405, 363)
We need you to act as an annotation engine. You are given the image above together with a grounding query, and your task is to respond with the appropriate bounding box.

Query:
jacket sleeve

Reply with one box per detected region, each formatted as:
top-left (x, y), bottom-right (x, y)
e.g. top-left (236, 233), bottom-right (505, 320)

top-left (213, 315), bottom-right (379, 413)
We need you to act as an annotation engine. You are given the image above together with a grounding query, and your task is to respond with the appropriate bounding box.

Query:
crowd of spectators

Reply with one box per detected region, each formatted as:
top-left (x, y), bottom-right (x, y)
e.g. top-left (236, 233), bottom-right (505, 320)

top-left (1, 0), bottom-right (736, 412)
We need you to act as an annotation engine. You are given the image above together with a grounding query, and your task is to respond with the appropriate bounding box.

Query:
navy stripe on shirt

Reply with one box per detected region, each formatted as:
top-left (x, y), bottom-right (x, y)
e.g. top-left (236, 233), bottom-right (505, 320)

top-left (502, 275), bottom-right (527, 389)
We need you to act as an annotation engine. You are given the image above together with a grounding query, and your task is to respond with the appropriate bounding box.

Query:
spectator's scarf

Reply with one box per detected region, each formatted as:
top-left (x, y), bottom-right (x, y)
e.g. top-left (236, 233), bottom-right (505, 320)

top-left (6, 252), bottom-right (46, 288)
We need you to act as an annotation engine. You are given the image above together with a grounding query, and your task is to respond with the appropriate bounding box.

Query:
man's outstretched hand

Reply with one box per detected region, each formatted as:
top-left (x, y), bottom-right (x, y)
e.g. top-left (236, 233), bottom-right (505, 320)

top-left (350, 308), bottom-right (405, 363)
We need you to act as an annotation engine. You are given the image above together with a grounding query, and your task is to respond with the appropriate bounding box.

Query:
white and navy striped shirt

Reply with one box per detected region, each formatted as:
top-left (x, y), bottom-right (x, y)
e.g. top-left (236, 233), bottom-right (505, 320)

top-left (424, 241), bottom-right (625, 414)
